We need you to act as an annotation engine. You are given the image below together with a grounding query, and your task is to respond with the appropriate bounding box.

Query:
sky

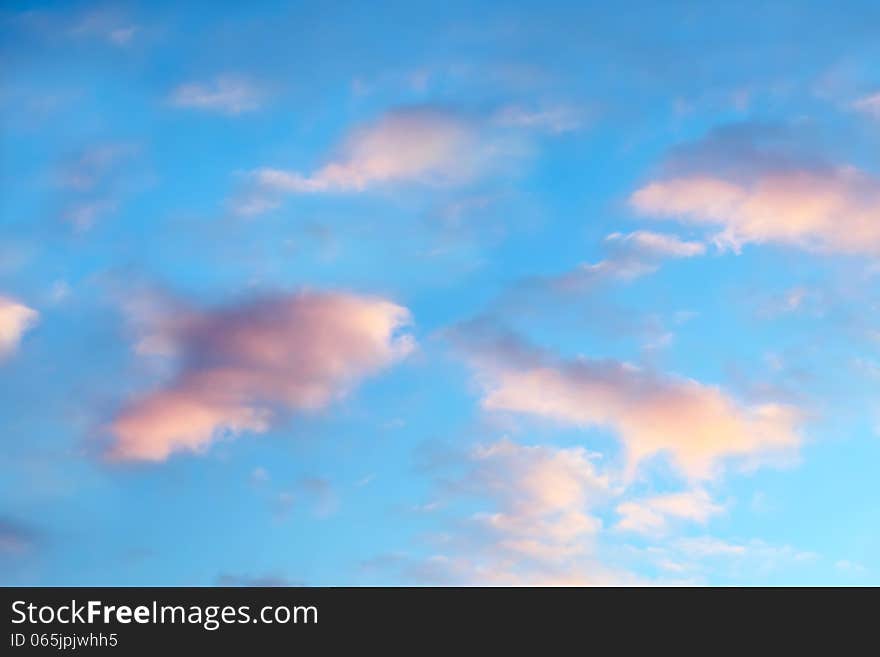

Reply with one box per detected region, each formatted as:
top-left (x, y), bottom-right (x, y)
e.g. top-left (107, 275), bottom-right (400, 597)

top-left (2, 0), bottom-right (880, 586)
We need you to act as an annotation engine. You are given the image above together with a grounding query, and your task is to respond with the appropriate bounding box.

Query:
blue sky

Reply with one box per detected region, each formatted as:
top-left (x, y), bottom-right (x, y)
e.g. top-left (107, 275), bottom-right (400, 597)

top-left (2, 0), bottom-right (880, 585)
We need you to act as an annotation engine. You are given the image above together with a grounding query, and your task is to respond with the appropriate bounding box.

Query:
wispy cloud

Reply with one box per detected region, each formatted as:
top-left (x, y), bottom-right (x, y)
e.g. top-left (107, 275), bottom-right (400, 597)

top-left (616, 489), bottom-right (724, 536)
top-left (56, 144), bottom-right (138, 191)
top-left (369, 438), bottom-right (641, 586)
top-left (530, 230), bottom-right (705, 293)
top-left (297, 477), bottom-right (338, 517)
top-left (852, 92), bottom-right (880, 119)
top-left (107, 290), bottom-right (414, 461)
top-left (67, 9), bottom-right (139, 46)
top-left (169, 76), bottom-right (264, 115)
top-left (253, 107), bottom-right (484, 192)
top-left (235, 106), bottom-right (521, 214)
top-left (54, 142), bottom-right (141, 231)
top-left (665, 536), bottom-right (816, 574)
top-left (492, 103), bottom-right (587, 134)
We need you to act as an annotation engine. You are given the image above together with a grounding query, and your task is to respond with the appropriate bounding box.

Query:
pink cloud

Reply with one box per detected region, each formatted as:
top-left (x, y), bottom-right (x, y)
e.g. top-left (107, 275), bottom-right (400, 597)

top-left (108, 291), bottom-right (414, 461)
top-left (0, 296), bottom-right (38, 359)
top-left (629, 126), bottom-right (880, 254)
top-left (524, 230), bottom-right (705, 295)
top-left (384, 439), bottom-right (642, 586)
top-left (465, 438), bottom-right (610, 562)
top-left (456, 327), bottom-right (802, 479)
top-left (247, 107), bottom-right (499, 199)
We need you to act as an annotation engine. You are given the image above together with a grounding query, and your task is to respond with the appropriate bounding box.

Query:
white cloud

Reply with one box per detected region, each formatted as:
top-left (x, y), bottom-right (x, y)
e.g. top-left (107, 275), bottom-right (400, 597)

top-left (834, 559), bottom-right (867, 574)
top-left (853, 92), bottom-right (880, 119)
top-left (69, 10), bottom-right (139, 47)
top-left (674, 536), bottom-right (817, 565)
top-left (169, 76), bottom-right (263, 115)
top-left (108, 26), bottom-right (137, 46)
top-left (493, 103), bottom-right (585, 134)
top-left (616, 489), bottom-right (724, 536)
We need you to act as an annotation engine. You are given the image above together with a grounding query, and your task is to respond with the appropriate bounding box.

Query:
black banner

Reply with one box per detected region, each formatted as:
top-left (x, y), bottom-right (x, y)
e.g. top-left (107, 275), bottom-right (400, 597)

top-left (0, 586), bottom-right (867, 653)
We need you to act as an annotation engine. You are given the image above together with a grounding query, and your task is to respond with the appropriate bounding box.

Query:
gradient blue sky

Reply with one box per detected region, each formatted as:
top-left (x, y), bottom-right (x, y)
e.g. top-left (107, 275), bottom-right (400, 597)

top-left (2, 0), bottom-right (880, 585)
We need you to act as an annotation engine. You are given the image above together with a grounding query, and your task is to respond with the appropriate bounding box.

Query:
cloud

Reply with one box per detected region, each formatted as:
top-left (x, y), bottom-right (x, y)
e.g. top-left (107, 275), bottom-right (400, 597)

top-left (68, 9), bottom-right (139, 47)
top-left (535, 231), bottom-right (705, 293)
top-left (769, 286), bottom-right (809, 314)
top-left (616, 489), bottom-right (724, 536)
top-left (53, 142), bottom-right (140, 231)
top-left (245, 107), bottom-right (503, 202)
top-left (674, 536), bottom-right (816, 566)
top-left (462, 438), bottom-right (610, 563)
top-left (834, 559), bottom-right (867, 574)
top-left (629, 125), bottom-right (880, 254)
top-left (250, 467), bottom-right (270, 484)
top-left (169, 76), bottom-right (263, 115)
top-left (297, 477), bottom-right (338, 517)
top-left (454, 325), bottom-right (803, 479)
top-left (493, 103), bottom-right (586, 134)
top-left (56, 144), bottom-right (138, 191)
top-left (853, 92), bottom-right (880, 119)
top-left (376, 438), bottom-right (642, 586)
top-left (755, 286), bottom-right (827, 320)
top-left (0, 517), bottom-right (39, 555)
top-left (606, 230), bottom-right (707, 258)
top-left (108, 291), bottom-right (414, 461)
top-left (373, 433), bottom-right (802, 585)
top-left (63, 199), bottom-right (118, 231)
top-left (0, 296), bottom-right (38, 359)
top-left (635, 535), bottom-right (818, 580)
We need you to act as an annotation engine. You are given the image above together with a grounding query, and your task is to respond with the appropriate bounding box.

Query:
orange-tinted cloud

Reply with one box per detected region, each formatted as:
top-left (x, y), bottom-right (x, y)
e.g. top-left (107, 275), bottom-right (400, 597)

top-left (455, 326), bottom-right (802, 479)
top-left (108, 291), bottom-right (414, 461)
top-left (0, 296), bottom-right (38, 359)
